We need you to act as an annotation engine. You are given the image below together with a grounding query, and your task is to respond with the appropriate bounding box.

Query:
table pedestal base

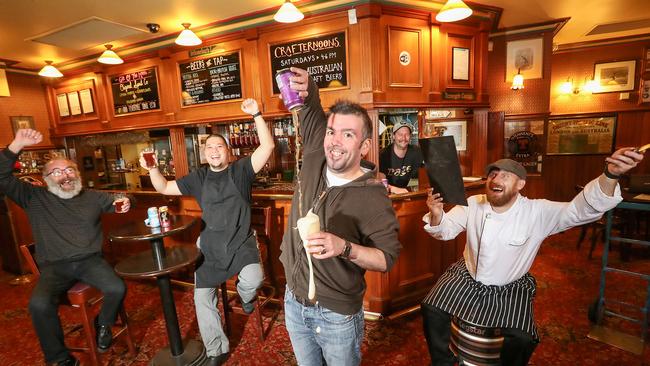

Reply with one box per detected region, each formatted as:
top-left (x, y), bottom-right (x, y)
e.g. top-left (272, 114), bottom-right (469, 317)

top-left (150, 339), bottom-right (206, 366)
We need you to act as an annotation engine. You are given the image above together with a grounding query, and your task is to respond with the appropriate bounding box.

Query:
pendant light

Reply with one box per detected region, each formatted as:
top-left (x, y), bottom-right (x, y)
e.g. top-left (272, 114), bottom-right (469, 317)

top-left (175, 23), bottom-right (202, 46)
top-left (274, 0), bottom-right (304, 23)
top-left (436, 0), bottom-right (473, 23)
top-left (38, 61), bottom-right (63, 78)
top-left (97, 44), bottom-right (123, 65)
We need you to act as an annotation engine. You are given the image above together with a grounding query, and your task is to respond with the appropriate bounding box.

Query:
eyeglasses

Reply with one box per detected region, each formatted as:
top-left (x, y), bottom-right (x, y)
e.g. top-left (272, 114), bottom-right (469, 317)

top-left (46, 167), bottom-right (76, 177)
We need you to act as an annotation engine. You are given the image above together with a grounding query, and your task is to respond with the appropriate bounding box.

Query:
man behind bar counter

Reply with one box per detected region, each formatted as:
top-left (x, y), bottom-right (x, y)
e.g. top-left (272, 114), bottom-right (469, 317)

top-left (279, 67), bottom-right (401, 366)
top-left (421, 150), bottom-right (644, 366)
top-left (140, 98), bottom-right (274, 366)
top-left (0, 129), bottom-right (130, 366)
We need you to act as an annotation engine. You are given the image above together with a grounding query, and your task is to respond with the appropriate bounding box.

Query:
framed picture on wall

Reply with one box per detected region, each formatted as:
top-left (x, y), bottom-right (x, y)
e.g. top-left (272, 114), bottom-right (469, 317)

top-left (506, 38), bottom-right (543, 82)
top-left (546, 115), bottom-right (616, 155)
top-left (9, 116), bottom-right (34, 136)
top-left (422, 120), bottom-right (467, 151)
top-left (452, 47), bottom-right (470, 81)
top-left (504, 118), bottom-right (545, 175)
top-left (593, 60), bottom-right (636, 93)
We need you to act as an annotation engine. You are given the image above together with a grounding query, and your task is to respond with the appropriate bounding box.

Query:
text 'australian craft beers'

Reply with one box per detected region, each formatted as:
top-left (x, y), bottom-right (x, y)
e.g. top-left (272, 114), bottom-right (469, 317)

top-left (296, 209), bottom-right (320, 300)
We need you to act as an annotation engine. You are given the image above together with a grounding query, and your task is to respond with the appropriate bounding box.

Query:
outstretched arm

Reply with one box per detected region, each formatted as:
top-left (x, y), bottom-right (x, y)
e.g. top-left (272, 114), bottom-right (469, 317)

top-left (139, 152), bottom-right (182, 195)
top-left (241, 98), bottom-right (274, 173)
top-left (600, 147), bottom-right (644, 195)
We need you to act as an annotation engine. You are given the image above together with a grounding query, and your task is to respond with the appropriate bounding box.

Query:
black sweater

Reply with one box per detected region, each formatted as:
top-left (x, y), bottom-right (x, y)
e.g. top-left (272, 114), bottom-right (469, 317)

top-left (279, 78), bottom-right (401, 315)
top-left (0, 149), bottom-right (115, 265)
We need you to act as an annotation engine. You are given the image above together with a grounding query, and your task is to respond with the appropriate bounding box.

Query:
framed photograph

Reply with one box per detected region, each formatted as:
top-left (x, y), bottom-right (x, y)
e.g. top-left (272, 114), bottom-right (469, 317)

top-left (423, 120), bottom-right (467, 151)
top-left (593, 60), bottom-right (636, 93)
top-left (10, 116), bottom-right (34, 136)
top-left (504, 119), bottom-right (545, 175)
top-left (452, 47), bottom-right (470, 81)
top-left (78, 89), bottom-right (94, 113)
top-left (506, 38), bottom-right (543, 82)
top-left (67, 91), bottom-right (82, 115)
top-left (546, 115), bottom-right (616, 155)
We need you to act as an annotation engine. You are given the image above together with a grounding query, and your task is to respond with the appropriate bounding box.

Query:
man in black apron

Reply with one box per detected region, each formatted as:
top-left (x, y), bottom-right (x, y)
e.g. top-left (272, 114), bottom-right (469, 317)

top-left (141, 98), bottom-right (274, 366)
top-left (378, 120), bottom-right (423, 194)
top-left (421, 151), bottom-right (644, 366)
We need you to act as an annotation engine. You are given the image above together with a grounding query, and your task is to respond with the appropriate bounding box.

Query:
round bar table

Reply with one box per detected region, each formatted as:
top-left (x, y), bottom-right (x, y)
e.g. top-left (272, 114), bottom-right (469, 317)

top-left (110, 215), bottom-right (205, 366)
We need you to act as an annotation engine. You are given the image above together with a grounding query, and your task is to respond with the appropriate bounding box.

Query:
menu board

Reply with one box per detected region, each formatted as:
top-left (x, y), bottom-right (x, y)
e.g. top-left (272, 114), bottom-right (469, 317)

top-left (270, 31), bottom-right (347, 93)
top-left (179, 52), bottom-right (242, 106)
top-left (110, 68), bottom-right (160, 116)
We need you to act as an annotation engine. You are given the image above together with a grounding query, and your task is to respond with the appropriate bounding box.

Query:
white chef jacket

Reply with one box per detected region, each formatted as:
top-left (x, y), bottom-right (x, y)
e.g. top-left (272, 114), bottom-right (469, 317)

top-left (422, 177), bottom-right (622, 286)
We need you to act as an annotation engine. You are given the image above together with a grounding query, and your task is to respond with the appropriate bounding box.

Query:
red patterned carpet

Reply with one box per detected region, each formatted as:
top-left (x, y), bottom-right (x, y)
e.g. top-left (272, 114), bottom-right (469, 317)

top-left (0, 227), bottom-right (648, 365)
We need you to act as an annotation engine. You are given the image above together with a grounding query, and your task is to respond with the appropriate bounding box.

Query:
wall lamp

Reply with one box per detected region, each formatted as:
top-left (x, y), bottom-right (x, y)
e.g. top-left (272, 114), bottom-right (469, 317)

top-left (511, 69), bottom-right (524, 90)
top-left (559, 77), bottom-right (598, 95)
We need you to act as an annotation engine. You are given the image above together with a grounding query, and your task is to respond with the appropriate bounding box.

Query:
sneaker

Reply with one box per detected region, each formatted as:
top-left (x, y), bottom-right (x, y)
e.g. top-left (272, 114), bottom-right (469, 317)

top-left (56, 356), bottom-right (79, 366)
top-left (241, 298), bottom-right (256, 314)
top-left (205, 352), bottom-right (229, 366)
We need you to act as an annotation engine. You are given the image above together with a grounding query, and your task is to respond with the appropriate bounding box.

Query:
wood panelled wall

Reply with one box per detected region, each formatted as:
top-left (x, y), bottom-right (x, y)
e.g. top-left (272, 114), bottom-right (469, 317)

top-left (488, 37), bottom-right (650, 201)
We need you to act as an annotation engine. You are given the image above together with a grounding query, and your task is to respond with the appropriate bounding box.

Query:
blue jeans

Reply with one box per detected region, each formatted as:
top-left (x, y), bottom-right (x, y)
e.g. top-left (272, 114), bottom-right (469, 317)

top-left (28, 254), bottom-right (126, 364)
top-left (284, 287), bottom-right (364, 366)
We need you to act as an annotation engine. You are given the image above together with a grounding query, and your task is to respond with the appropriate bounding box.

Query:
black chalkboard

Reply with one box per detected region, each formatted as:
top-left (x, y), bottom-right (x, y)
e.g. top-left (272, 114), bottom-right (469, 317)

top-left (270, 32), bottom-right (347, 93)
top-left (110, 68), bottom-right (160, 116)
top-left (179, 52), bottom-right (243, 106)
top-left (419, 136), bottom-right (468, 206)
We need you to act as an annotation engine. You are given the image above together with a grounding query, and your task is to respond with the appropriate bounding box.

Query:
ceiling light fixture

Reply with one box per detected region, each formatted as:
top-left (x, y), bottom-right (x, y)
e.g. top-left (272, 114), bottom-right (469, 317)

top-left (435, 0), bottom-right (473, 23)
top-left (175, 23), bottom-right (202, 46)
top-left (38, 61), bottom-right (63, 78)
top-left (97, 44), bottom-right (123, 65)
top-left (511, 69), bottom-right (524, 90)
top-left (274, 0), bottom-right (304, 23)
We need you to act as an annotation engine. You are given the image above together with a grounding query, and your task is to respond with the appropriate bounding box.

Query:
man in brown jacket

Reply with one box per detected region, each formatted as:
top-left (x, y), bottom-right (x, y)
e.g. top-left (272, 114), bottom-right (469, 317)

top-left (279, 67), bottom-right (401, 366)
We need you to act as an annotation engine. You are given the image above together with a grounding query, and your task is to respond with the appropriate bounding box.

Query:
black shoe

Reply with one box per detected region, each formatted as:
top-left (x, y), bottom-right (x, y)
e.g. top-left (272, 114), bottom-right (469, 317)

top-left (56, 356), bottom-right (79, 366)
top-left (95, 322), bottom-right (113, 352)
top-left (241, 298), bottom-right (256, 315)
top-left (205, 352), bottom-right (229, 366)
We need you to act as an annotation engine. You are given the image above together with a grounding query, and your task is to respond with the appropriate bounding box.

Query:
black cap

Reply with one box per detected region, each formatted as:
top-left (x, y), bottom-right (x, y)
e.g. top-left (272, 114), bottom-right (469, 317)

top-left (485, 159), bottom-right (527, 180)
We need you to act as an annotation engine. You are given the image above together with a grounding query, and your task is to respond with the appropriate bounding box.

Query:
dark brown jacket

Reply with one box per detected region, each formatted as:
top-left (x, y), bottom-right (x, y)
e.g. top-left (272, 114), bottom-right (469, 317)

top-left (279, 78), bottom-right (401, 315)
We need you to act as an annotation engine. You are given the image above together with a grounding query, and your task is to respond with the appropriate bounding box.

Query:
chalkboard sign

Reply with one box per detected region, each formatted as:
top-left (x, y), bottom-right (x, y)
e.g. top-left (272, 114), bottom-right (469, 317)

top-left (110, 68), bottom-right (160, 116)
top-left (179, 52), bottom-right (243, 106)
top-left (270, 31), bottom-right (347, 93)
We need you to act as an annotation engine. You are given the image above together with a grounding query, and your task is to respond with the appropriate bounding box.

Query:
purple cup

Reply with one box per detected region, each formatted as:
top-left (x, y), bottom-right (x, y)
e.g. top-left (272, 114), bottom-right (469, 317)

top-left (276, 68), bottom-right (304, 111)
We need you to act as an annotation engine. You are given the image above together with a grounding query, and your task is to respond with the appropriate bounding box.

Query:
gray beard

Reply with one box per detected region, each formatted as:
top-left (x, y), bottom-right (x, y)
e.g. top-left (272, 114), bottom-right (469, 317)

top-left (44, 175), bottom-right (83, 199)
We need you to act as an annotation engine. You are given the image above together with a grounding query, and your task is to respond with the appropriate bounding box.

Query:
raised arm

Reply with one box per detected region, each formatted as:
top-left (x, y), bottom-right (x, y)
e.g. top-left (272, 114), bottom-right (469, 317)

top-left (8, 129), bottom-right (43, 154)
top-left (139, 152), bottom-right (182, 195)
top-left (241, 98), bottom-right (274, 173)
top-left (600, 147), bottom-right (644, 195)
top-left (0, 129), bottom-right (43, 206)
top-left (289, 67), bottom-right (327, 152)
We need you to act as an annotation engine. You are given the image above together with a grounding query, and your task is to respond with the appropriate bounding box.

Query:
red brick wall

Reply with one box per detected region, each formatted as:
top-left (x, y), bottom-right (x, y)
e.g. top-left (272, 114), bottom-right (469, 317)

top-left (0, 72), bottom-right (54, 147)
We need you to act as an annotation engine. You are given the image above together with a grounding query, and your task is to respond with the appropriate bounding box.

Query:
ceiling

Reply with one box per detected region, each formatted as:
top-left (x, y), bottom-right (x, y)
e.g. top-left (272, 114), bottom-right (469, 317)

top-left (1, 0), bottom-right (650, 72)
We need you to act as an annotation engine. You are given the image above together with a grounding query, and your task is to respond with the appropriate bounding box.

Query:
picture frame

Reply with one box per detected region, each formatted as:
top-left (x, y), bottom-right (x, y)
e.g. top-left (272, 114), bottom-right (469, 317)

top-left (504, 119), bottom-right (545, 175)
top-left (452, 47), bottom-right (470, 81)
top-left (9, 116), bottom-right (34, 136)
top-left (423, 120), bottom-right (467, 151)
top-left (546, 115), bottom-right (616, 155)
top-left (506, 38), bottom-right (543, 82)
top-left (593, 60), bottom-right (636, 93)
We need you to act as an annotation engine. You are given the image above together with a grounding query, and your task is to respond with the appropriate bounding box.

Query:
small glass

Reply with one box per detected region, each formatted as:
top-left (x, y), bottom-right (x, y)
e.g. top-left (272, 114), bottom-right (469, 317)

top-left (114, 193), bottom-right (127, 213)
top-left (142, 147), bottom-right (157, 168)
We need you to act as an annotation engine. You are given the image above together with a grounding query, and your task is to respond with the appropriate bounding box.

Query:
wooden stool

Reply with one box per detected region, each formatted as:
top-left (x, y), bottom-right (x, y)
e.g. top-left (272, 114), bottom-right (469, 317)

top-left (450, 317), bottom-right (503, 366)
top-left (20, 244), bottom-right (136, 365)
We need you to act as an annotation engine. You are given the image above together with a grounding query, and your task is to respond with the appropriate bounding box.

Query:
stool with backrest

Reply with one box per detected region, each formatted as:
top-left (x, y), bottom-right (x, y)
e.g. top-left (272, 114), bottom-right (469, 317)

top-left (19, 243), bottom-right (135, 365)
top-left (220, 205), bottom-right (278, 341)
top-left (450, 317), bottom-right (503, 366)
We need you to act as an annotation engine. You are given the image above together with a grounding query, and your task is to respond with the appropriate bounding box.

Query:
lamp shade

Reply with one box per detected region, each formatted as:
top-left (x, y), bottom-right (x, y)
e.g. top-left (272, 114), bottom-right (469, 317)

top-left (511, 72), bottom-right (524, 90)
top-left (274, 0), bottom-right (304, 23)
top-left (559, 79), bottom-right (574, 94)
top-left (97, 44), bottom-right (123, 65)
top-left (435, 0), bottom-right (473, 22)
top-left (38, 61), bottom-right (63, 78)
top-left (175, 23), bottom-right (202, 46)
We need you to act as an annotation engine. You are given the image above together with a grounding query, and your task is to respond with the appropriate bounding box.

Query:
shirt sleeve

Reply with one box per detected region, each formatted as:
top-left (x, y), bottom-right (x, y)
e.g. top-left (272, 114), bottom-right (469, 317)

top-left (298, 77), bottom-right (327, 155)
top-left (422, 204), bottom-right (468, 241)
top-left (94, 190), bottom-right (117, 213)
top-left (360, 193), bottom-right (401, 271)
top-left (176, 169), bottom-right (204, 198)
top-left (0, 148), bottom-right (36, 208)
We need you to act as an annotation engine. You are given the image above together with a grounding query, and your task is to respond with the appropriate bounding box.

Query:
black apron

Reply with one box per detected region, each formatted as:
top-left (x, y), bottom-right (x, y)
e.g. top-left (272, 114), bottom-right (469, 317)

top-left (195, 167), bottom-right (259, 288)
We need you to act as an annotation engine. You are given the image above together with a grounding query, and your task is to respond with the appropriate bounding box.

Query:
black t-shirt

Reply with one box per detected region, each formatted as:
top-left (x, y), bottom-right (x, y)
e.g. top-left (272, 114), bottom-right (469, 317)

top-left (379, 144), bottom-right (423, 188)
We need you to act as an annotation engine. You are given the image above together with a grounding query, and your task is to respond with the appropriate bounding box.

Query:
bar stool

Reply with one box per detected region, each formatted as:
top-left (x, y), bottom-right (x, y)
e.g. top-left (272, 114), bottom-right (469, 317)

top-left (220, 206), bottom-right (278, 341)
top-left (19, 243), bottom-right (135, 365)
top-left (450, 317), bottom-right (503, 366)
